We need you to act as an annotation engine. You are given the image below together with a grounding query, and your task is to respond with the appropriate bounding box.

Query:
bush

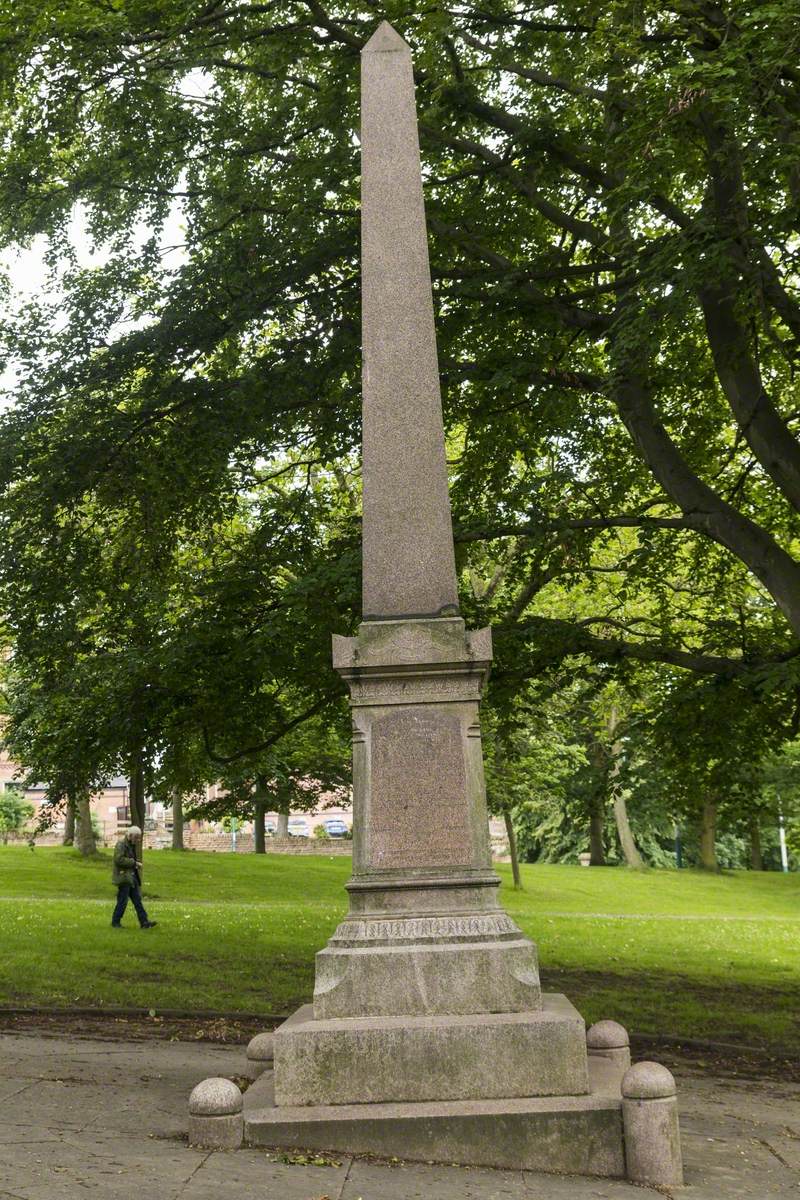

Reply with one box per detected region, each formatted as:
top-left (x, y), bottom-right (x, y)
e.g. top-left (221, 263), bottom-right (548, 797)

top-left (0, 789), bottom-right (34, 844)
top-left (313, 824), bottom-right (330, 839)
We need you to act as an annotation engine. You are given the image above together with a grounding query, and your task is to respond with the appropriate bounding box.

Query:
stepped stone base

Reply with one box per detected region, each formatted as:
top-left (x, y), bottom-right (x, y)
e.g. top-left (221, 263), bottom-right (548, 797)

top-left (245, 1055), bottom-right (625, 1177)
top-left (273, 995), bottom-right (589, 1107)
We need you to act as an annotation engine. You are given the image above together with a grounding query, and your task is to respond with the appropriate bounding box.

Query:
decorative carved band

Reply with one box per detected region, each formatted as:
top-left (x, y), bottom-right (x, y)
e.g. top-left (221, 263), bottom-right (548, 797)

top-left (347, 675), bottom-right (482, 706)
top-left (328, 912), bottom-right (520, 945)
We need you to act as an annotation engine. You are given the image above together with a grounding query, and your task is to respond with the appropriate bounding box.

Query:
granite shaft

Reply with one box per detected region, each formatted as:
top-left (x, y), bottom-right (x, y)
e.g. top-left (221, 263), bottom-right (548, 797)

top-left (361, 22), bottom-right (459, 620)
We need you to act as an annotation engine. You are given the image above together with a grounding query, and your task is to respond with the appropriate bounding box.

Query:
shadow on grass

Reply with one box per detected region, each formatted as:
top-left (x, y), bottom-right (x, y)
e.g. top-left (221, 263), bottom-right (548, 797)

top-left (541, 964), bottom-right (800, 1055)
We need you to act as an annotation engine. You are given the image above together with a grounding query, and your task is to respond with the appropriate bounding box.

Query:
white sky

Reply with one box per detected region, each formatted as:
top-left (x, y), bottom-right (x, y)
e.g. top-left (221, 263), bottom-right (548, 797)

top-left (1, 203), bottom-right (188, 401)
top-left (1, 68), bottom-right (211, 401)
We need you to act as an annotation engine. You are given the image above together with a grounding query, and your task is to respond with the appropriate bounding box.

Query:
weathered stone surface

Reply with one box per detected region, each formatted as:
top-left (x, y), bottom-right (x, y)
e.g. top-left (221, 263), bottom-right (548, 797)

top-left (274, 997), bottom-right (589, 1107)
top-left (188, 1077), bottom-right (242, 1116)
top-left (622, 1062), bottom-right (683, 1187)
top-left (586, 1020), bottom-right (629, 1051)
top-left (324, 615), bottom-right (542, 1020)
top-left (188, 1112), bottom-right (244, 1150)
top-left (586, 1021), bottom-right (630, 1086)
top-left (369, 708), bottom-right (471, 869)
top-left (244, 1032), bottom-right (274, 1079)
top-left (245, 1056), bottom-right (624, 1177)
top-left (312, 25), bottom-right (545, 1040)
top-left (314, 929), bottom-right (541, 1018)
top-left (246, 1032), bottom-right (274, 1059)
top-left (622, 1060), bottom-right (677, 1100)
top-left (1, 1032), bottom-right (787, 1199)
top-left (360, 23), bottom-right (458, 620)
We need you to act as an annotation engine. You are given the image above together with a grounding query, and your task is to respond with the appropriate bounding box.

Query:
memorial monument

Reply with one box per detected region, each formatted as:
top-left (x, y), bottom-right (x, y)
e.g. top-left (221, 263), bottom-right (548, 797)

top-left (189, 22), bottom-right (683, 1184)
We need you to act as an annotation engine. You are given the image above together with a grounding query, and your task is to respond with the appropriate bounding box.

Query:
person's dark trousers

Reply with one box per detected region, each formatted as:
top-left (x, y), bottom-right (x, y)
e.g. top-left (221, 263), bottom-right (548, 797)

top-left (112, 882), bottom-right (150, 927)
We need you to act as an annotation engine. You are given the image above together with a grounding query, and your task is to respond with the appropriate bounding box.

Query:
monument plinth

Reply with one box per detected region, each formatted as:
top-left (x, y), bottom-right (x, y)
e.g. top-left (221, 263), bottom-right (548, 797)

top-left (238, 22), bottom-right (682, 1184)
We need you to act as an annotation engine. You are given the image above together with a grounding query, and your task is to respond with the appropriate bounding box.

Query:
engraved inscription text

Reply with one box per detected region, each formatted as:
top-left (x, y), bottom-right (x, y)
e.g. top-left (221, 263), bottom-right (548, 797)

top-left (368, 709), bottom-right (472, 868)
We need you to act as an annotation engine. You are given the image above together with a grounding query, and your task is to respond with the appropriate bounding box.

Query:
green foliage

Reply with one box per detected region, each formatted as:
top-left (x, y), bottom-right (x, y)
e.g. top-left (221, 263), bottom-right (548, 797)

top-left (0, 1), bottom-right (799, 842)
top-left (0, 788), bottom-right (34, 841)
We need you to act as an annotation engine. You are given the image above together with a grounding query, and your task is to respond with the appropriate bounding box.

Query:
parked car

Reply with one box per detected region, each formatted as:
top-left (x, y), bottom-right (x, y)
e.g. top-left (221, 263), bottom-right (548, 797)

top-left (288, 817), bottom-right (309, 837)
top-left (264, 818), bottom-right (277, 835)
top-left (322, 818), bottom-right (349, 838)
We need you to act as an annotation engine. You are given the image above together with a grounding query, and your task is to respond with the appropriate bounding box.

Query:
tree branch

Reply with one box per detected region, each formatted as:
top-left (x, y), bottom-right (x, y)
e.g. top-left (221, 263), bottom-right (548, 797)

top-left (499, 615), bottom-right (799, 679)
top-left (455, 515), bottom-right (691, 542)
top-left (202, 693), bottom-right (336, 765)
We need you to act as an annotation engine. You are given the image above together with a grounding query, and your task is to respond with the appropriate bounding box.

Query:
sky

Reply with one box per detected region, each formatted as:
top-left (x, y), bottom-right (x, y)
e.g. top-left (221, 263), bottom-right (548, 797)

top-left (1, 203), bottom-right (188, 401)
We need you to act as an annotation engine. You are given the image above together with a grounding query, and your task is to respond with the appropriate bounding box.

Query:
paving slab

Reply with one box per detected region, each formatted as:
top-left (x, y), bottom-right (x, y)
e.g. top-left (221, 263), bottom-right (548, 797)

top-left (341, 1160), bottom-right (525, 1199)
top-left (1, 1032), bottom-right (799, 1199)
top-left (180, 1149), bottom-right (353, 1200)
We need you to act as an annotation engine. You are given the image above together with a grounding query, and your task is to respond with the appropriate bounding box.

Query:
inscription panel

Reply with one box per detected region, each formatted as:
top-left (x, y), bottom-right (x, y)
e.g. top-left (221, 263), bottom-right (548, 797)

top-left (369, 709), bottom-right (472, 869)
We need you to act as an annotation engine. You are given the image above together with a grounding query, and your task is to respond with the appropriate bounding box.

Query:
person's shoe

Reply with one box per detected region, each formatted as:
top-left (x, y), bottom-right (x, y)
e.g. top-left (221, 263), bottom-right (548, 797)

top-left (111, 923), bottom-right (123, 928)
top-left (141, 921), bottom-right (158, 929)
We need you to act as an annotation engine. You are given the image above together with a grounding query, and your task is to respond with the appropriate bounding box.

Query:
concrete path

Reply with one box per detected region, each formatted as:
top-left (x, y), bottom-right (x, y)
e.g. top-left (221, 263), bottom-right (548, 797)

top-left (0, 1032), bottom-right (797, 1198)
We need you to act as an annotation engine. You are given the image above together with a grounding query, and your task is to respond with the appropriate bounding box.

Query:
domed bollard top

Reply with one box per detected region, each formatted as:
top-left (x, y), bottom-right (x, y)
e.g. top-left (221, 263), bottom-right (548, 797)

top-left (189, 1077), bottom-right (243, 1116)
top-left (245, 1032), bottom-right (275, 1080)
top-left (622, 1060), bottom-right (676, 1100)
top-left (587, 1020), bottom-right (629, 1050)
top-left (586, 1020), bottom-right (631, 1086)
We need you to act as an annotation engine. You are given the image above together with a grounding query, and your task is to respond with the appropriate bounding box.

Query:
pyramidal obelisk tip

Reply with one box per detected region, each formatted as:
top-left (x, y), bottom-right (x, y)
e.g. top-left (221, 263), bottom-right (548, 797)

top-left (363, 20), bottom-right (410, 54)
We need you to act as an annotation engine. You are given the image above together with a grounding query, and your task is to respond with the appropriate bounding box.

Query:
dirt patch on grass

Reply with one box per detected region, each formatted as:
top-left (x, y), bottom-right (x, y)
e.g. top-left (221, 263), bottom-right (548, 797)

top-left (2, 1001), bottom-right (798, 1083)
top-left (541, 965), bottom-right (800, 1082)
top-left (0, 1009), bottom-right (275, 1043)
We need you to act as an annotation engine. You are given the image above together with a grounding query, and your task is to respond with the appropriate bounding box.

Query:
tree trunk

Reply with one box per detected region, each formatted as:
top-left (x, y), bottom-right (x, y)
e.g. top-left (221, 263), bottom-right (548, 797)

top-left (276, 810), bottom-right (289, 838)
top-left (253, 776), bottom-right (269, 853)
top-left (606, 705), bottom-right (644, 869)
top-left (749, 816), bottom-right (763, 871)
top-left (75, 795), bottom-right (96, 856)
top-left (611, 374), bottom-right (800, 636)
top-left (62, 801), bottom-right (75, 846)
top-left (589, 796), bottom-right (606, 866)
top-left (699, 800), bottom-right (718, 871)
top-left (129, 748), bottom-right (146, 859)
top-left (613, 792), bottom-right (644, 869)
top-left (254, 804), bottom-right (266, 854)
top-left (171, 791), bottom-right (184, 850)
top-left (503, 809), bottom-right (523, 889)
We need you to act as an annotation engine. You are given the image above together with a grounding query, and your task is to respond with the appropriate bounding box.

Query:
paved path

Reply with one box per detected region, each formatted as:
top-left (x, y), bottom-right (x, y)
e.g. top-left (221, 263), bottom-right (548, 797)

top-left (0, 1033), bottom-right (798, 1198)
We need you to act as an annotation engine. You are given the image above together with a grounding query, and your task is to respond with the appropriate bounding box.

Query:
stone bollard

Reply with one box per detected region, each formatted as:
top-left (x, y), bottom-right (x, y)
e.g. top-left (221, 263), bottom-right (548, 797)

top-left (622, 1061), bottom-right (683, 1188)
top-left (586, 1020), bottom-right (631, 1086)
top-left (188, 1077), bottom-right (243, 1150)
top-left (245, 1031), bottom-right (275, 1080)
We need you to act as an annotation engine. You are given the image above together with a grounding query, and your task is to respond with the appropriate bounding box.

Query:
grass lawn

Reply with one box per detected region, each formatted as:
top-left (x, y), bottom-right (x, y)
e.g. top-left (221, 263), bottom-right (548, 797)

top-left (1, 846), bottom-right (798, 1052)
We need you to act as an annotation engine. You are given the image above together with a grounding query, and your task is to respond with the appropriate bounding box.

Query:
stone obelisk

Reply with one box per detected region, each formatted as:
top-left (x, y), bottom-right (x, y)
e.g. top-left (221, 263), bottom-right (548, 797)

top-left (271, 21), bottom-right (589, 1108)
top-left (242, 26), bottom-right (682, 1184)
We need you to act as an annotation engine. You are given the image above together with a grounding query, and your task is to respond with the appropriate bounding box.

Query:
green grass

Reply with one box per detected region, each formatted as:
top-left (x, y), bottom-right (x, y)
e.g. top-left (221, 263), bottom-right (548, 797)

top-left (1, 847), bottom-right (798, 1051)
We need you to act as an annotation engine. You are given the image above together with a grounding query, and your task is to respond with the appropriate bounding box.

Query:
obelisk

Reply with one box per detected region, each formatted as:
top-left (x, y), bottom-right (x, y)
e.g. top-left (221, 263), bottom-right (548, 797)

top-left (271, 22), bottom-right (591, 1108)
top-left (359, 20), bottom-right (459, 621)
top-left (242, 25), bottom-right (683, 1182)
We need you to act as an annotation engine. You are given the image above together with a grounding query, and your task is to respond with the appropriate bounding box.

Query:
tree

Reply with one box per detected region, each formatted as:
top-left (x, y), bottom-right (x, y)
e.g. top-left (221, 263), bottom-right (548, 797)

top-left (1, 2), bottom-right (797, 674)
top-left (0, 459), bottom-right (357, 840)
top-left (0, 787), bottom-right (33, 844)
top-left (1, 3), bottom-right (799, 841)
top-left (189, 712), bottom-right (351, 834)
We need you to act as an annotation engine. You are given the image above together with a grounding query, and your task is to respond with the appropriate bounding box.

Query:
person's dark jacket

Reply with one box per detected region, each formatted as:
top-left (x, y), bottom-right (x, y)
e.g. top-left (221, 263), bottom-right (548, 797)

top-left (112, 837), bottom-right (138, 887)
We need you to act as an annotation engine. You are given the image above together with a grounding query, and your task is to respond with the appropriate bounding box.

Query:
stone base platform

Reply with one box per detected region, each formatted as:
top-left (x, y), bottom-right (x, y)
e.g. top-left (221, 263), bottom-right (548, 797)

top-left (244, 1055), bottom-right (625, 1177)
top-left (273, 995), bottom-right (589, 1106)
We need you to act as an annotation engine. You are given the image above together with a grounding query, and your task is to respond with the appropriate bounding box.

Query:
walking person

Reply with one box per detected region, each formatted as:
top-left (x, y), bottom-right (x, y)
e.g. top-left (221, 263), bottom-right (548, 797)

top-left (111, 825), bottom-right (157, 929)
